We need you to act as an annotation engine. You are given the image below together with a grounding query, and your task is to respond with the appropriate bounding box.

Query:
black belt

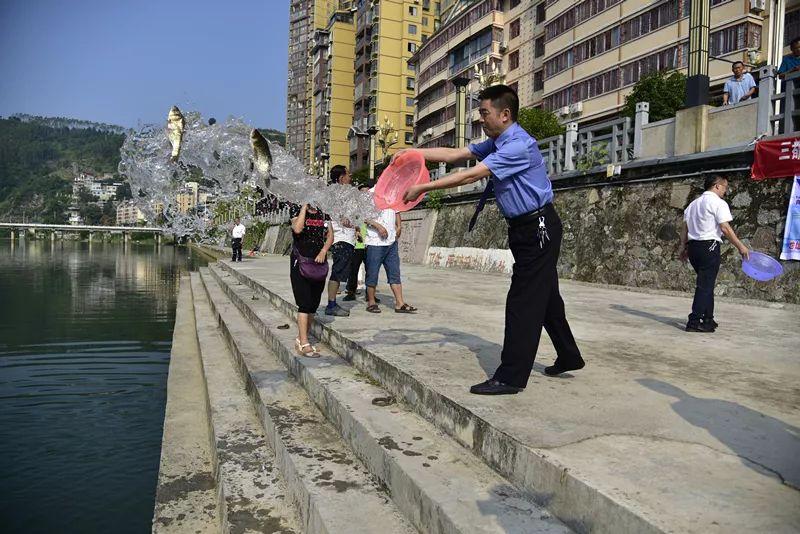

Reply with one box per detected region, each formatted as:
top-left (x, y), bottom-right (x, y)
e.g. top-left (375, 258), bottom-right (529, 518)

top-left (506, 203), bottom-right (552, 227)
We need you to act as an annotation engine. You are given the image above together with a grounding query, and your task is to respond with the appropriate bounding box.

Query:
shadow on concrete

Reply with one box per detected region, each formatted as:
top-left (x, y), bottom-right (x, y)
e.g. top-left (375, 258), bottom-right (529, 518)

top-left (367, 327), bottom-right (547, 379)
top-left (637, 378), bottom-right (800, 489)
top-left (610, 304), bottom-right (685, 330)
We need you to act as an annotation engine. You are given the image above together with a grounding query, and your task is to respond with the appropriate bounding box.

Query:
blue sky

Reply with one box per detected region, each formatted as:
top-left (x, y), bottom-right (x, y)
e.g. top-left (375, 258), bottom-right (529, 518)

top-left (0, 0), bottom-right (289, 130)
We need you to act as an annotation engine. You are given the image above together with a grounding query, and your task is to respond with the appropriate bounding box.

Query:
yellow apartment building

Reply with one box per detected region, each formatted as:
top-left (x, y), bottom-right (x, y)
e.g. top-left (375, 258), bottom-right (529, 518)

top-left (289, 0), bottom-right (441, 173)
top-left (348, 0), bottom-right (441, 170)
top-left (310, 8), bottom-right (356, 171)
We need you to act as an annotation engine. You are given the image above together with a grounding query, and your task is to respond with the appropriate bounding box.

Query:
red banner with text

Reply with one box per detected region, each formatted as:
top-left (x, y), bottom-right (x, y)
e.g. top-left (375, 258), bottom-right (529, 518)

top-left (751, 137), bottom-right (800, 180)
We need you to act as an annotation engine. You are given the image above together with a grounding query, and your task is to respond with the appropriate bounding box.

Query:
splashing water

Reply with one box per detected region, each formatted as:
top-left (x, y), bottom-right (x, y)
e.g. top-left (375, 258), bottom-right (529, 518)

top-left (118, 111), bottom-right (379, 241)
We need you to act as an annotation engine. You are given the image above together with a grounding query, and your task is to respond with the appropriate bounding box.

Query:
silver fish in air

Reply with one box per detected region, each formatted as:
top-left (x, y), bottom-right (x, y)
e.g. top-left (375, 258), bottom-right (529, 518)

top-left (167, 106), bottom-right (185, 162)
top-left (250, 128), bottom-right (273, 188)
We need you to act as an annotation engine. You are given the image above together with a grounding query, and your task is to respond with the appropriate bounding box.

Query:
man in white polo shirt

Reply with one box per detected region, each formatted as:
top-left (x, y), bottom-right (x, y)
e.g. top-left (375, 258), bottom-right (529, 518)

top-left (679, 175), bottom-right (749, 332)
top-left (231, 218), bottom-right (245, 262)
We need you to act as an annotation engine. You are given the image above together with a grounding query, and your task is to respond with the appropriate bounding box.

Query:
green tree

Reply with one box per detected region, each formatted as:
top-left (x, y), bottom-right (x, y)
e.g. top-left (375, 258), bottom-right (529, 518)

top-left (622, 70), bottom-right (686, 122)
top-left (350, 167), bottom-right (371, 187)
top-left (80, 203), bottom-right (102, 225)
top-left (517, 107), bottom-right (564, 140)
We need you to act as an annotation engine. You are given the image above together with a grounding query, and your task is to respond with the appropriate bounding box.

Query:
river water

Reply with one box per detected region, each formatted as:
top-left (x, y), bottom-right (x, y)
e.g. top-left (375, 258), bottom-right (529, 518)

top-left (0, 239), bottom-right (208, 533)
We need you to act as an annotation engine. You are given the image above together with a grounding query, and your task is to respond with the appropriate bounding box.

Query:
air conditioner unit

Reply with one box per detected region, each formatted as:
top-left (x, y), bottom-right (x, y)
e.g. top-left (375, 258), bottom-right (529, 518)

top-left (558, 106), bottom-right (570, 116)
top-left (749, 0), bottom-right (766, 14)
top-left (569, 101), bottom-right (583, 114)
top-left (423, 128), bottom-right (433, 137)
top-left (499, 41), bottom-right (508, 53)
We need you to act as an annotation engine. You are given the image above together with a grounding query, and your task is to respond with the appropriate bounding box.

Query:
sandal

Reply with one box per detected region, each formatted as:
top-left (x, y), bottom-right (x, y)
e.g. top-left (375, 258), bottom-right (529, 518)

top-left (366, 304), bottom-right (381, 313)
top-left (294, 338), bottom-right (321, 358)
top-left (395, 303), bottom-right (417, 313)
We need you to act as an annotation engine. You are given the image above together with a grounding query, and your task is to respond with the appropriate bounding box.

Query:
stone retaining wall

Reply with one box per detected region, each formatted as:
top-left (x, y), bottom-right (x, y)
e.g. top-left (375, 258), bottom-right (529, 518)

top-left (417, 171), bottom-right (797, 303)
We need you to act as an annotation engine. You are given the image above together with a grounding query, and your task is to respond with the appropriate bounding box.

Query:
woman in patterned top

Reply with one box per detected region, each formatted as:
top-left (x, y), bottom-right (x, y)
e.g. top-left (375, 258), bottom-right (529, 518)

top-left (289, 203), bottom-right (333, 356)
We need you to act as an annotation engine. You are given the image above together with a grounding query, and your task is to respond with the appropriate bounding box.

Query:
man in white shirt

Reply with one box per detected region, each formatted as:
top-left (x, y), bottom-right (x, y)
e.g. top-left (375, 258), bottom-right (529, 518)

top-left (325, 166), bottom-right (356, 317)
top-left (231, 218), bottom-right (246, 262)
top-left (679, 175), bottom-right (749, 332)
top-left (364, 200), bottom-right (416, 314)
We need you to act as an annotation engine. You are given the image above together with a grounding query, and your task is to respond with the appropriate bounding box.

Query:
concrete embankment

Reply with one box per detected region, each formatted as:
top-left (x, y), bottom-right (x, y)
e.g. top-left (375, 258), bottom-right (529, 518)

top-left (155, 255), bottom-right (800, 533)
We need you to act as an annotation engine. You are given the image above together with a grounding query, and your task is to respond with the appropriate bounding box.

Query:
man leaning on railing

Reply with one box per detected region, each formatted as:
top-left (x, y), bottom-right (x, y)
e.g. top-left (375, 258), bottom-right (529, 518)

top-left (777, 37), bottom-right (800, 80)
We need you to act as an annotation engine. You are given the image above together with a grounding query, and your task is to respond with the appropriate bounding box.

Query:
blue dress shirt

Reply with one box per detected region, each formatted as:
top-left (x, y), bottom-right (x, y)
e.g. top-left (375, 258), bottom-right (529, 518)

top-left (468, 122), bottom-right (553, 218)
top-left (778, 54), bottom-right (800, 75)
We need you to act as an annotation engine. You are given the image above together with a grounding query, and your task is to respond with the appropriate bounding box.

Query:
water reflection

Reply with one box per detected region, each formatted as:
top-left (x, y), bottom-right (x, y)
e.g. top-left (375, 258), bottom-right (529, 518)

top-left (0, 239), bottom-right (207, 534)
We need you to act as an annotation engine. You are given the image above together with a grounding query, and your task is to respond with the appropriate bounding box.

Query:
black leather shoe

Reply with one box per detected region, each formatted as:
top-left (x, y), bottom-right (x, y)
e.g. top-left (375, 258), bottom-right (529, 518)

top-left (469, 379), bottom-right (522, 395)
top-left (703, 319), bottom-right (719, 330)
top-left (686, 322), bottom-right (714, 333)
top-left (342, 293), bottom-right (356, 301)
top-left (544, 359), bottom-right (586, 376)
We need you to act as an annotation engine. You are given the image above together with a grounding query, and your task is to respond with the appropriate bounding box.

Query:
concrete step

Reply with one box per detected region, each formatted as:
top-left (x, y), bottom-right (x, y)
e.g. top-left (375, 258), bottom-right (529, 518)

top-left (205, 264), bottom-right (572, 534)
top-left (214, 260), bottom-right (663, 534)
top-left (189, 274), bottom-right (301, 533)
top-left (197, 268), bottom-right (418, 534)
top-left (153, 276), bottom-right (220, 534)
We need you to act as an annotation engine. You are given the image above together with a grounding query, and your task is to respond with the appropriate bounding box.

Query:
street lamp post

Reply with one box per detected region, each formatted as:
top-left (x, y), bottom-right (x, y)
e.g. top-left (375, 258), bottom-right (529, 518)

top-left (367, 125), bottom-right (379, 182)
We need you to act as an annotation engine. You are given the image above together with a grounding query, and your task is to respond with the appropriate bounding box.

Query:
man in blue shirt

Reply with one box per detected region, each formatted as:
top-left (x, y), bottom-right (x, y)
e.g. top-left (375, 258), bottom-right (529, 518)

top-left (723, 62), bottom-right (756, 105)
top-left (777, 37), bottom-right (800, 79)
top-left (402, 84), bottom-right (584, 395)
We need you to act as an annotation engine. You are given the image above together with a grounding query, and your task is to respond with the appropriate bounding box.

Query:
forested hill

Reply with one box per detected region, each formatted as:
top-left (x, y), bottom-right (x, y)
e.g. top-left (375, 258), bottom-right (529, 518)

top-left (0, 116), bottom-right (125, 223)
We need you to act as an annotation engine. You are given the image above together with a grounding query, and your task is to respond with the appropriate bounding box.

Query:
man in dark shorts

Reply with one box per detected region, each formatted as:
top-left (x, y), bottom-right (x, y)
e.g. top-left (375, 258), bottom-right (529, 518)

top-left (325, 165), bottom-right (356, 317)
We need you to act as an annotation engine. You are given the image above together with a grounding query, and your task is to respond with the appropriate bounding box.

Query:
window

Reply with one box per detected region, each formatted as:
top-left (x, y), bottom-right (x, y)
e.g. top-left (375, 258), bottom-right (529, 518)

top-left (408, 62), bottom-right (417, 73)
top-left (536, 2), bottom-right (546, 24)
top-left (408, 42), bottom-right (417, 53)
top-left (405, 132), bottom-right (414, 144)
top-left (406, 96), bottom-right (415, 106)
top-left (510, 19), bottom-right (521, 39)
top-left (508, 82), bottom-right (519, 93)
top-left (422, 16), bottom-right (429, 26)
top-left (534, 70), bottom-right (544, 91)
top-left (408, 24), bottom-right (417, 35)
top-left (409, 6), bottom-right (418, 16)
top-left (535, 37), bottom-right (545, 58)
top-left (509, 50), bottom-right (519, 70)
top-left (406, 114), bottom-right (414, 127)
top-left (407, 77), bottom-right (416, 90)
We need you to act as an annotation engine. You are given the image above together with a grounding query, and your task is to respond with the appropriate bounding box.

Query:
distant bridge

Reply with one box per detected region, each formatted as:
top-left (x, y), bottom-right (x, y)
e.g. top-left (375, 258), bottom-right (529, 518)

top-left (0, 222), bottom-right (165, 244)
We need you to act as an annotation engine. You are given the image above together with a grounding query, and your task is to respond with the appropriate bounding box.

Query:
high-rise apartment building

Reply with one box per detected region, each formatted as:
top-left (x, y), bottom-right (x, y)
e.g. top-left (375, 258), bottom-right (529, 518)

top-left (310, 7), bottom-right (356, 170)
top-left (413, 0), bottom-right (510, 150)
top-left (287, 1), bottom-right (315, 161)
top-left (413, 0), bottom-right (785, 150)
top-left (348, 0), bottom-right (441, 170)
top-left (289, 0), bottom-right (441, 173)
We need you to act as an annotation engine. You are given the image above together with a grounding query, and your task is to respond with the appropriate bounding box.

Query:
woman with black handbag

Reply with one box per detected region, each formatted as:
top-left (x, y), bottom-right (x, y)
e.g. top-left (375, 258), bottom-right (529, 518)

top-left (289, 203), bottom-right (333, 357)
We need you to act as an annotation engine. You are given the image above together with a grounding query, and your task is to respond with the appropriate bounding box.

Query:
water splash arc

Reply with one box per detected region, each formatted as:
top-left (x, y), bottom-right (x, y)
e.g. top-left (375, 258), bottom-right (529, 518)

top-left (118, 110), bottom-right (378, 241)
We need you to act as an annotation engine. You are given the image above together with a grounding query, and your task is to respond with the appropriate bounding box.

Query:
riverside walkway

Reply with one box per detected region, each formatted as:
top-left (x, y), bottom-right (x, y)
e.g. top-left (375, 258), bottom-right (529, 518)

top-left (157, 252), bottom-right (800, 533)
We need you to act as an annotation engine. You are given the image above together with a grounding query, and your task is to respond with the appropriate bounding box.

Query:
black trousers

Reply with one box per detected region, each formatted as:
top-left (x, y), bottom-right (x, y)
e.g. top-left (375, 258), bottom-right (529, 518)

top-left (231, 238), bottom-right (242, 261)
top-left (492, 204), bottom-right (582, 389)
top-left (345, 248), bottom-right (367, 295)
top-left (687, 240), bottom-right (721, 324)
